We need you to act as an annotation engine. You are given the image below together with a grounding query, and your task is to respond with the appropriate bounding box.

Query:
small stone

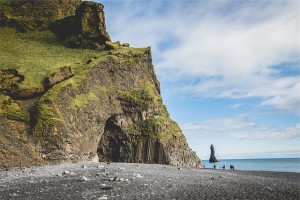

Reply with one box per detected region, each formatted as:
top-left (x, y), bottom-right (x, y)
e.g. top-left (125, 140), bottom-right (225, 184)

top-left (119, 178), bottom-right (124, 181)
top-left (82, 165), bottom-right (87, 169)
top-left (109, 178), bottom-right (114, 181)
top-left (134, 173), bottom-right (143, 178)
top-left (100, 184), bottom-right (106, 187)
top-left (86, 58), bottom-right (93, 64)
top-left (118, 167), bottom-right (125, 170)
top-left (97, 165), bottom-right (105, 168)
top-left (81, 176), bottom-right (88, 181)
top-left (70, 172), bottom-right (76, 176)
top-left (98, 195), bottom-right (108, 200)
top-left (113, 176), bottom-right (120, 182)
top-left (125, 179), bottom-right (129, 182)
top-left (9, 193), bottom-right (17, 197)
top-left (101, 186), bottom-right (114, 190)
top-left (178, 167), bottom-right (182, 170)
top-left (266, 187), bottom-right (273, 191)
top-left (62, 170), bottom-right (70, 175)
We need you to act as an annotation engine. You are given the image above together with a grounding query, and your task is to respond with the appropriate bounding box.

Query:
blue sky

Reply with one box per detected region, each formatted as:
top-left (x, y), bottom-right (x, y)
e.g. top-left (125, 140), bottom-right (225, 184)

top-left (97, 0), bottom-right (300, 160)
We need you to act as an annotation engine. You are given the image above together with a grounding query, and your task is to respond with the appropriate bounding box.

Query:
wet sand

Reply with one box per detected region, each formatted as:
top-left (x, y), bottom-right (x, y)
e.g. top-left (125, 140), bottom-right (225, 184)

top-left (0, 162), bottom-right (299, 200)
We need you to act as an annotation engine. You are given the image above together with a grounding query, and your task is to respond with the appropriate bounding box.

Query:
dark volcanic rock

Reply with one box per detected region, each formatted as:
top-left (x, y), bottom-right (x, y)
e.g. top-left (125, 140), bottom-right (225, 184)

top-left (209, 144), bottom-right (218, 163)
top-left (44, 66), bottom-right (74, 89)
top-left (32, 50), bottom-right (201, 168)
top-left (76, 1), bottom-right (110, 44)
top-left (0, 0), bottom-right (81, 31)
top-left (50, 1), bottom-right (111, 49)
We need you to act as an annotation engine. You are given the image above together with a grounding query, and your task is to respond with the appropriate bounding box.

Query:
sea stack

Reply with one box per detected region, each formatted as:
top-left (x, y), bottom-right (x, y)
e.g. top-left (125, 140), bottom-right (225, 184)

top-left (209, 144), bottom-right (218, 163)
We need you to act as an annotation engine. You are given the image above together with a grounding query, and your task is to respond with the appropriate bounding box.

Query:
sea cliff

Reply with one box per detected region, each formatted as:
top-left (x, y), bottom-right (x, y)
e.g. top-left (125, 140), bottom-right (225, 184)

top-left (0, 0), bottom-right (201, 168)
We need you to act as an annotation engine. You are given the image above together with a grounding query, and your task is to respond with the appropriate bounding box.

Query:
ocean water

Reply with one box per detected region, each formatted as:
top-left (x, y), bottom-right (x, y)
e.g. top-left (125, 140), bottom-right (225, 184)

top-left (202, 158), bottom-right (300, 173)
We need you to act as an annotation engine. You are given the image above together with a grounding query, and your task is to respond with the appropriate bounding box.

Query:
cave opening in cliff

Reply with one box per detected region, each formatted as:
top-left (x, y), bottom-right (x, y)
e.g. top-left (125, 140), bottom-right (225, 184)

top-left (97, 116), bottom-right (129, 162)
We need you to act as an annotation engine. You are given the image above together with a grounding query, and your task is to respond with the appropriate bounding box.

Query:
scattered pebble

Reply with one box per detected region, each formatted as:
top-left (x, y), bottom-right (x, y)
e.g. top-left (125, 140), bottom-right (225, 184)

top-left (82, 165), bottom-right (87, 169)
top-left (118, 167), bottom-right (125, 170)
top-left (97, 165), bottom-right (105, 168)
top-left (86, 59), bottom-right (93, 64)
top-left (101, 186), bottom-right (114, 190)
top-left (62, 171), bottom-right (70, 175)
top-left (133, 173), bottom-right (143, 178)
top-left (80, 176), bottom-right (88, 181)
top-left (9, 193), bottom-right (17, 197)
top-left (98, 195), bottom-right (108, 200)
top-left (265, 187), bottom-right (273, 191)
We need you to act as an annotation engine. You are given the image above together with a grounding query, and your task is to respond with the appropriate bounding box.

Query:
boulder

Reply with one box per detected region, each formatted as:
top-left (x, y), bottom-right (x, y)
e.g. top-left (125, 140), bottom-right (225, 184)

top-left (0, 0), bottom-right (81, 31)
top-left (76, 1), bottom-right (110, 44)
top-left (44, 66), bottom-right (73, 89)
top-left (50, 1), bottom-right (111, 49)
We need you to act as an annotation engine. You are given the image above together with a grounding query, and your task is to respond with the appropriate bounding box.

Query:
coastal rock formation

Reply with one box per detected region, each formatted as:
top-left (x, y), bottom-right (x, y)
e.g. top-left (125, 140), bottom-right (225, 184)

top-left (209, 144), bottom-right (218, 163)
top-left (0, 0), bottom-right (201, 168)
top-left (50, 1), bottom-right (111, 49)
top-left (0, 0), bottom-right (81, 32)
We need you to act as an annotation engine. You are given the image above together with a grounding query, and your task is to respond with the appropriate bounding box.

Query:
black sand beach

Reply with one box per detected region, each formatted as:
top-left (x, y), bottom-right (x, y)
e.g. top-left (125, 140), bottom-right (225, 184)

top-left (0, 162), bottom-right (299, 200)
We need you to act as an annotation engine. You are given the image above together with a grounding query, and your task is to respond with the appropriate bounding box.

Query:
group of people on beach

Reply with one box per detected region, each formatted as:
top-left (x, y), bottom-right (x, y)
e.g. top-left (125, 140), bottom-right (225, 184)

top-left (205, 164), bottom-right (235, 170)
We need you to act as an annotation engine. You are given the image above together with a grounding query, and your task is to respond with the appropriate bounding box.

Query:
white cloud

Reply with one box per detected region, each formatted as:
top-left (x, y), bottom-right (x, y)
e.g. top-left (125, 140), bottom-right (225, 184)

top-left (182, 116), bottom-right (300, 140)
top-left (102, 0), bottom-right (300, 114)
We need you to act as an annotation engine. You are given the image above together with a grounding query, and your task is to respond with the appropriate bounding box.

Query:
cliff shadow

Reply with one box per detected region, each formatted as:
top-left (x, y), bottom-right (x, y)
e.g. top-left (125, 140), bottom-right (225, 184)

top-left (97, 115), bottom-right (131, 162)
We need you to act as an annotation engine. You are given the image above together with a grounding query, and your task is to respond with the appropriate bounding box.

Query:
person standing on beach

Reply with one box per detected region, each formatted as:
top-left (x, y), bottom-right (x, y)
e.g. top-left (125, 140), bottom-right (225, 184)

top-left (213, 165), bottom-right (216, 169)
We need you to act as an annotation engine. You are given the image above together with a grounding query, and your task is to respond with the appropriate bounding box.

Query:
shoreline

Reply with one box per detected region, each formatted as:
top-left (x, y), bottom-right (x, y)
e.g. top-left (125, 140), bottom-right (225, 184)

top-left (1, 162), bottom-right (299, 199)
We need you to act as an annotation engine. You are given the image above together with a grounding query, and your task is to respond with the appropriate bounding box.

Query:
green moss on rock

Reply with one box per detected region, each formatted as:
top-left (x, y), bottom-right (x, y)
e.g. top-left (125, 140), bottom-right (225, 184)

top-left (70, 92), bottom-right (97, 110)
top-left (130, 117), bottom-right (183, 145)
top-left (0, 94), bottom-right (29, 122)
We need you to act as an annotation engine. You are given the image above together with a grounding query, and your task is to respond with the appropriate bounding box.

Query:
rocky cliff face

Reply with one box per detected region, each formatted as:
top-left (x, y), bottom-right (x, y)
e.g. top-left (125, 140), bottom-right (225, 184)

top-left (0, 0), bottom-right (202, 168)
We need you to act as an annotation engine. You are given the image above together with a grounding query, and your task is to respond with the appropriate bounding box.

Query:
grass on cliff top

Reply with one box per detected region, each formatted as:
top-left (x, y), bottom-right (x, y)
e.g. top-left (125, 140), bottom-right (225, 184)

top-left (0, 27), bottom-right (102, 90)
top-left (0, 27), bottom-right (150, 91)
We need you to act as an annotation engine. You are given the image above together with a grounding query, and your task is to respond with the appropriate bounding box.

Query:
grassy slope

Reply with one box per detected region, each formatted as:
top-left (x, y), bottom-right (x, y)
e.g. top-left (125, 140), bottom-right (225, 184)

top-left (0, 28), bottom-right (99, 89)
